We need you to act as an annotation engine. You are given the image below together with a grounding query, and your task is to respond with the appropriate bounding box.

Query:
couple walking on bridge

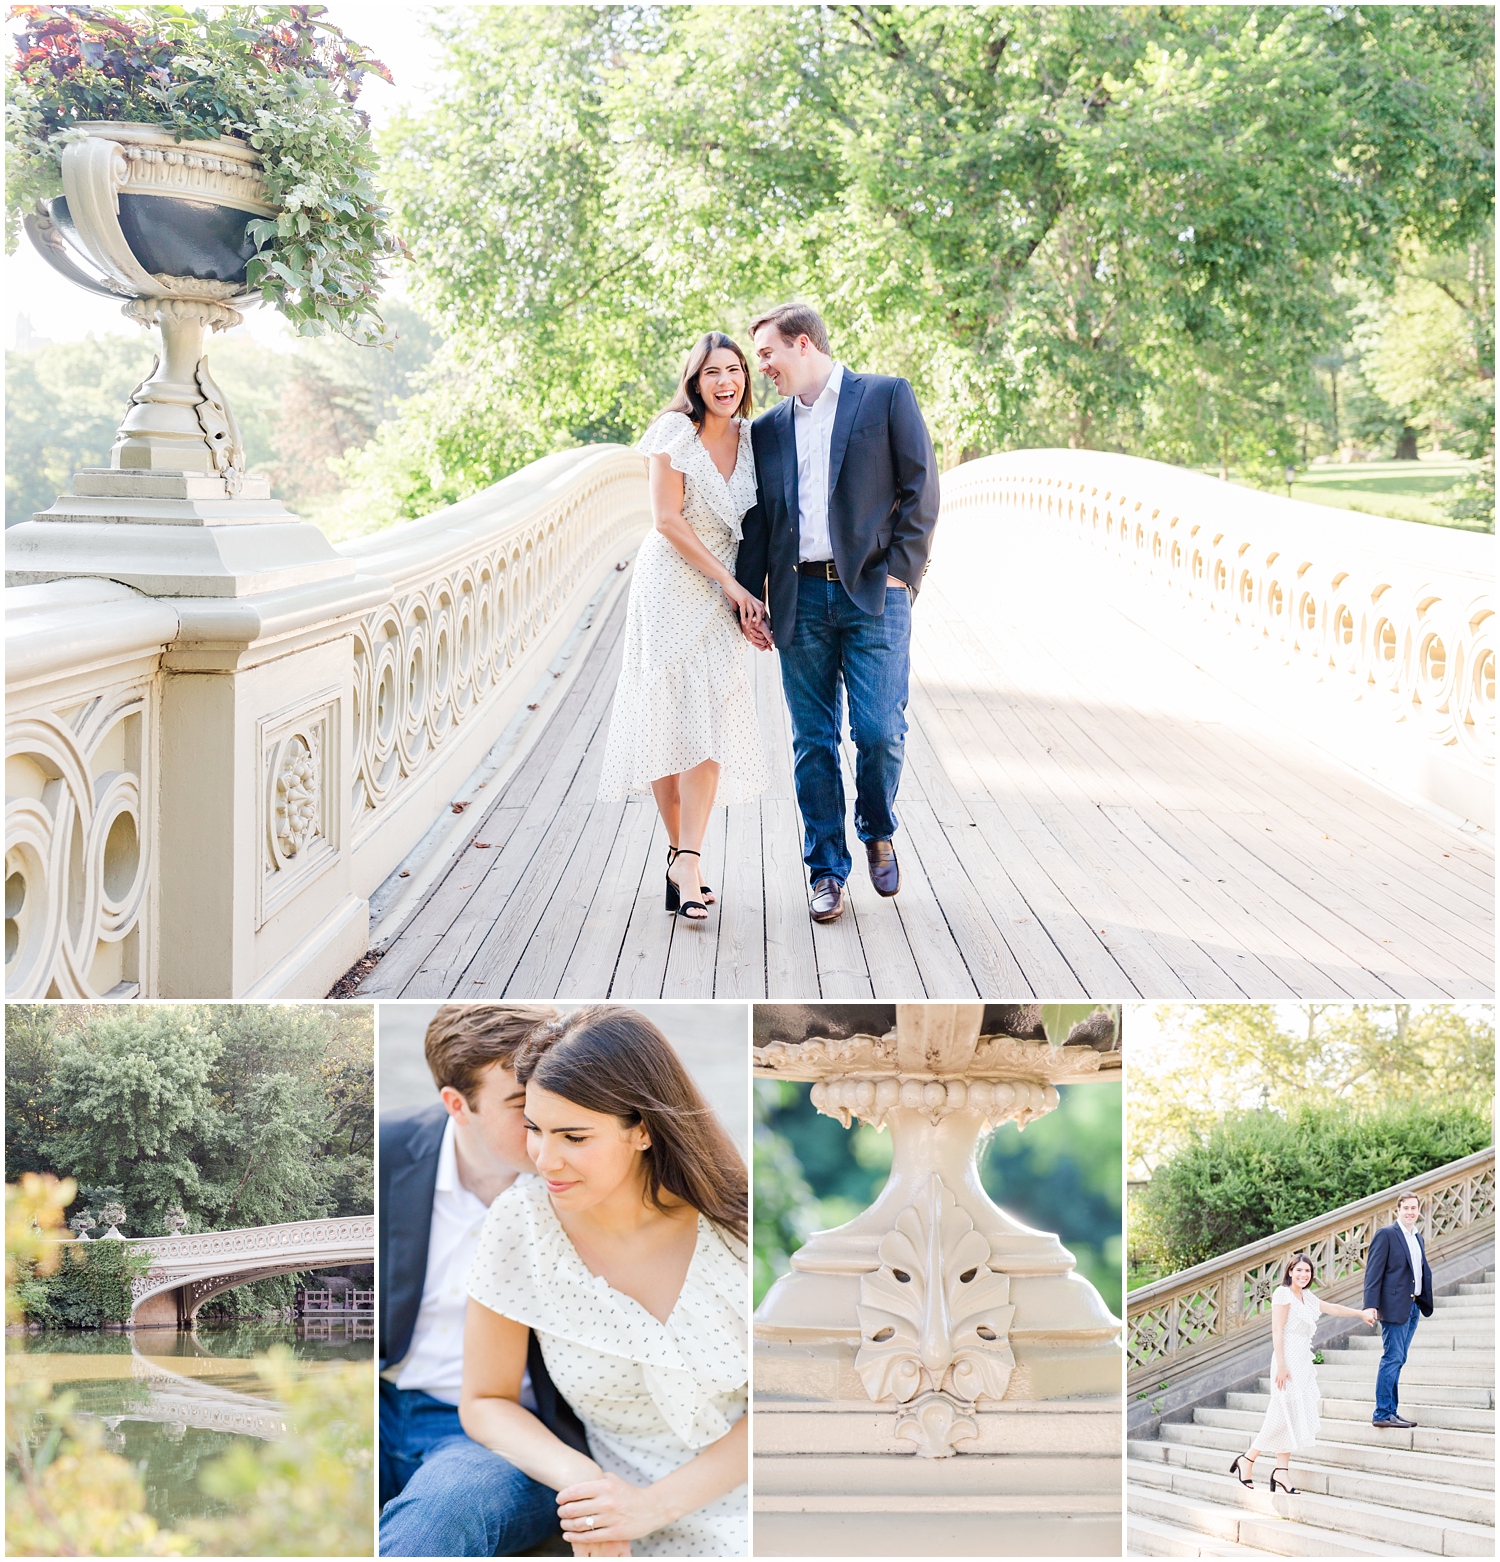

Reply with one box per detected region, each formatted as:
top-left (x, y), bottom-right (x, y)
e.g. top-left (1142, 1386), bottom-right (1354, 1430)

top-left (597, 302), bottom-right (939, 929)
top-left (1230, 1195), bottom-right (1435, 1497)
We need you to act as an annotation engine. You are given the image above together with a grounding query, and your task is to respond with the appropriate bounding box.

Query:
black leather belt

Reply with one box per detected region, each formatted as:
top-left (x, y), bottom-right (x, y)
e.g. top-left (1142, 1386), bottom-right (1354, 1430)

top-left (798, 560), bottom-right (839, 580)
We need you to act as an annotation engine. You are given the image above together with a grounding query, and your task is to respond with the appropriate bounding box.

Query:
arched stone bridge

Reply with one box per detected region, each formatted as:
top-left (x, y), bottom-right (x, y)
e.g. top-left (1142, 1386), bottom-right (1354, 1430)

top-left (126, 1215), bottom-right (374, 1327)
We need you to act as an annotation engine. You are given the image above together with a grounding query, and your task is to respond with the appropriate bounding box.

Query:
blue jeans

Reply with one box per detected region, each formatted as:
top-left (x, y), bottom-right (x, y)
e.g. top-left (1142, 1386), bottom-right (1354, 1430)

top-left (779, 576), bottom-right (911, 885)
top-left (379, 1383), bottom-right (558, 1557)
top-left (1373, 1301), bottom-right (1421, 1421)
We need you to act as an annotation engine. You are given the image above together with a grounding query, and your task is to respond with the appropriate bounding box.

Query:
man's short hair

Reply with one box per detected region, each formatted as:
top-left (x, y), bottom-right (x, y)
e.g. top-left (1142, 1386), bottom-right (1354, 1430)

top-left (1397, 1191), bottom-right (1422, 1208)
top-left (750, 302), bottom-right (831, 356)
top-left (424, 1003), bottom-right (558, 1107)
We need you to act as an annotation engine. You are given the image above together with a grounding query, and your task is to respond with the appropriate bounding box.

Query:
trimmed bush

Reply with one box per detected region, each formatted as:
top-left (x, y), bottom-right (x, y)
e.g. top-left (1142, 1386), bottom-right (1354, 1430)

top-left (1132, 1099), bottom-right (1492, 1277)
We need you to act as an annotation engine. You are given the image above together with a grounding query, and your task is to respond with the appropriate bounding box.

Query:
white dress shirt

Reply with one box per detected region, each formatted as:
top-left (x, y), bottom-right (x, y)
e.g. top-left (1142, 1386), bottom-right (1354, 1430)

top-left (793, 361), bottom-right (844, 562)
top-left (387, 1117), bottom-right (530, 1407)
top-left (1398, 1219), bottom-right (1423, 1296)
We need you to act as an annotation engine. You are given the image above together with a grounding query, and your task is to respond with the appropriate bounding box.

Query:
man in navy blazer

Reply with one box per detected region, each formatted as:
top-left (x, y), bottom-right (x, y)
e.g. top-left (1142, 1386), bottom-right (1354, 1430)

top-left (1362, 1191), bottom-right (1434, 1428)
top-left (736, 302), bottom-right (939, 925)
top-left (379, 1005), bottom-right (589, 1555)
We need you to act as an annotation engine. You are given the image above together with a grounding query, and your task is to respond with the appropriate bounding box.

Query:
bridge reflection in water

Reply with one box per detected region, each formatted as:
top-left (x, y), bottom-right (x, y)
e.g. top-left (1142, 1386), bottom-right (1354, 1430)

top-left (360, 458), bottom-right (1492, 1001)
top-left (9, 1321), bottom-right (371, 1527)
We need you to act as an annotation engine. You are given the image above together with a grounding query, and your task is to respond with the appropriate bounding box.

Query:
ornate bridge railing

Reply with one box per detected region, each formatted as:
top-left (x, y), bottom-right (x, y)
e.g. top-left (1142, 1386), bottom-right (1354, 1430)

top-left (125, 1214), bottom-right (375, 1321)
top-left (5, 445), bottom-right (650, 998)
top-left (940, 451), bottom-right (1494, 829)
top-left (1125, 1148), bottom-right (1495, 1395)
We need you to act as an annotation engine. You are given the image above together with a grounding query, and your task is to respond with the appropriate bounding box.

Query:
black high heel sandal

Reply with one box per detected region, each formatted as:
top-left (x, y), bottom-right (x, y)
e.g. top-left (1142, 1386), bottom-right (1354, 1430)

top-left (1228, 1453), bottom-right (1256, 1488)
top-left (1270, 1466), bottom-right (1298, 1494)
top-left (668, 849), bottom-right (708, 921)
top-left (666, 844), bottom-right (713, 909)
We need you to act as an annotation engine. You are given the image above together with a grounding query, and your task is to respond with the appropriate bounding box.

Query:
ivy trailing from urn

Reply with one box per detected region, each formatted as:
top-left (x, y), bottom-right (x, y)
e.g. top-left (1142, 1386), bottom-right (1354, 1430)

top-left (5, 4), bottom-right (398, 342)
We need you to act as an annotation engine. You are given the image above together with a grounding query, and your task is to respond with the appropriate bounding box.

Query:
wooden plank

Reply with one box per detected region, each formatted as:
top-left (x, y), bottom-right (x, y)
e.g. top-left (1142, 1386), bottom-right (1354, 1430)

top-left (714, 800), bottom-right (767, 999)
top-left (499, 799), bottom-right (629, 996)
top-left (762, 798), bottom-right (821, 997)
top-left (556, 798), bottom-right (657, 997)
top-left (834, 739), bottom-right (925, 1000)
top-left (610, 814), bottom-right (677, 999)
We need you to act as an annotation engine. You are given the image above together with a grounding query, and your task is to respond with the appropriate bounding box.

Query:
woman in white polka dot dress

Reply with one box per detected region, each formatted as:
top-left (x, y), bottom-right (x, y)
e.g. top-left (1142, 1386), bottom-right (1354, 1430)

top-left (597, 333), bottom-right (770, 923)
top-left (461, 1007), bottom-right (748, 1557)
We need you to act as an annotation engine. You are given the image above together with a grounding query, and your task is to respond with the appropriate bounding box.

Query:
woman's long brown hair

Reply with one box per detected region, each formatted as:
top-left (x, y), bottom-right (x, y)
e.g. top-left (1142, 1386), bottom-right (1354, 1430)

top-left (514, 1006), bottom-right (748, 1246)
top-left (653, 331), bottom-right (753, 429)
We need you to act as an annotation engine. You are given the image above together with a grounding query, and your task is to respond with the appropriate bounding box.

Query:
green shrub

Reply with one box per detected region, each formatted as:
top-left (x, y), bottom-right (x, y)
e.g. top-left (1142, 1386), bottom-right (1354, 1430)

top-left (1132, 1099), bottom-right (1492, 1278)
top-left (14, 1239), bottom-right (151, 1328)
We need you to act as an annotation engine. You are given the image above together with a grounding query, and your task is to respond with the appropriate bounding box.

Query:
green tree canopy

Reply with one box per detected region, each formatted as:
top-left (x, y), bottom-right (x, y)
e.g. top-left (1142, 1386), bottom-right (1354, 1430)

top-left (339, 3), bottom-right (1492, 528)
top-left (1129, 1001), bottom-right (1495, 1172)
top-left (5, 1004), bottom-right (374, 1243)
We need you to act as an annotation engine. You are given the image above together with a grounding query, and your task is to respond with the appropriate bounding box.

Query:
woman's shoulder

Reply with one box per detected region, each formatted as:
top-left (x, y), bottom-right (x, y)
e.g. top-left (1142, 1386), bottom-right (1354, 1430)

top-left (639, 409), bottom-right (700, 460)
top-left (1272, 1284), bottom-right (1294, 1305)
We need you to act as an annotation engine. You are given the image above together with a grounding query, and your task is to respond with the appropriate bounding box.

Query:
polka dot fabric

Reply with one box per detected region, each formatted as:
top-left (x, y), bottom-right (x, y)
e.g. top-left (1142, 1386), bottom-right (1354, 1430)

top-left (469, 1178), bottom-right (749, 1557)
top-left (597, 412), bottom-right (770, 807)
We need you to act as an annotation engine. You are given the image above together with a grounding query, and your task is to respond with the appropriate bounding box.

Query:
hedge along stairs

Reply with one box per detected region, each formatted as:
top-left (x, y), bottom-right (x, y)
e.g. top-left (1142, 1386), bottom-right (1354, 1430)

top-left (1128, 1270), bottom-right (1495, 1556)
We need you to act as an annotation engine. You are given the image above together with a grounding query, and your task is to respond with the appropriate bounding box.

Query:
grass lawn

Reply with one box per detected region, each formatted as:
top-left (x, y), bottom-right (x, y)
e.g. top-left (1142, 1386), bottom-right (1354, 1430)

top-left (1220, 454), bottom-right (1486, 530)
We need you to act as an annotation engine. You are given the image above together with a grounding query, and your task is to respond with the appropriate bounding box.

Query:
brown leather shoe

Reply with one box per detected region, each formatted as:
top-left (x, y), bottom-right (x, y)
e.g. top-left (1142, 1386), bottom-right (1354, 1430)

top-left (866, 839), bottom-right (900, 896)
top-left (809, 877), bottom-right (845, 923)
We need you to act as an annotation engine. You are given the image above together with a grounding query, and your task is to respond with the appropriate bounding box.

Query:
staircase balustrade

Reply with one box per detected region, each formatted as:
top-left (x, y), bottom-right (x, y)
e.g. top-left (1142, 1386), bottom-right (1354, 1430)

top-left (1126, 1148), bottom-right (1495, 1395)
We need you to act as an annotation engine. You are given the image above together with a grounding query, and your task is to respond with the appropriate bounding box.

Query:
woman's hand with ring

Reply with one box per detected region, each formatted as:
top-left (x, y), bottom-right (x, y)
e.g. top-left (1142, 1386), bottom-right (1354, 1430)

top-left (557, 1472), bottom-right (667, 1544)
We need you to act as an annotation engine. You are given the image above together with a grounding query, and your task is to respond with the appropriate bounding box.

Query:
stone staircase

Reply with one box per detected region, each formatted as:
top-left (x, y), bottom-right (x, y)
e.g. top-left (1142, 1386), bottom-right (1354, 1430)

top-left (1128, 1272), bottom-right (1495, 1557)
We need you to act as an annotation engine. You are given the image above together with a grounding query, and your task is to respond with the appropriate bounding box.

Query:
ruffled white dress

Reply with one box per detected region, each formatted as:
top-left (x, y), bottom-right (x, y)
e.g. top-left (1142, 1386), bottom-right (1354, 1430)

top-left (1251, 1285), bottom-right (1321, 1452)
top-left (597, 411), bottom-right (769, 805)
top-left (468, 1179), bottom-right (748, 1558)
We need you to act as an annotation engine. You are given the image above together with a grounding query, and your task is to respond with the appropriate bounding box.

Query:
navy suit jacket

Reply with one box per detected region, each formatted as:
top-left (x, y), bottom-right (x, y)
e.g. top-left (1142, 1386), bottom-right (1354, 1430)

top-left (379, 1103), bottom-right (589, 1456)
top-left (735, 370), bottom-right (939, 647)
top-left (1362, 1221), bottom-right (1434, 1323)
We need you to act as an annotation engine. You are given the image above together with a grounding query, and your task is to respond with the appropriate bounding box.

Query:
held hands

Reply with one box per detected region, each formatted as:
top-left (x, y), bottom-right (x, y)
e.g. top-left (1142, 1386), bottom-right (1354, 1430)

top-left (558, 1471), bottom-right (666, 1548)
top-left (1362, 1307), bottom-right (1379, 1327)
top-left (721, 579), bottom-right (773, 649)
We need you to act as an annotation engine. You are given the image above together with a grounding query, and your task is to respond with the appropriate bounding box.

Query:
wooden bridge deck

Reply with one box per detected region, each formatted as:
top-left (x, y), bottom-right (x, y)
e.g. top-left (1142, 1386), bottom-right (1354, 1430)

top-left (357, 550), bottom-right (1493, 1001)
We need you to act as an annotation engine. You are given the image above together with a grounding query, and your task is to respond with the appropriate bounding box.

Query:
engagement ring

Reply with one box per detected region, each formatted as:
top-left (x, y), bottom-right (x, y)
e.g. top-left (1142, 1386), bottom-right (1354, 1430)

top-left (585, 1517), bottom-right (596, 1530)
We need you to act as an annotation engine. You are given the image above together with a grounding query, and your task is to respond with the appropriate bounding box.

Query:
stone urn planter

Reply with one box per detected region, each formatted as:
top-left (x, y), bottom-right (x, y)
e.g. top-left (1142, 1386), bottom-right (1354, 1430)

top-left (24, 122), bottom-right (278, 488)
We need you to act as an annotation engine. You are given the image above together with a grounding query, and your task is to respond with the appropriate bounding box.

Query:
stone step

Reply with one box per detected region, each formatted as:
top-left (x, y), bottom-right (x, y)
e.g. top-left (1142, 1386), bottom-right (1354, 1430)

top-left (1129, 1456), bottom-right (1495, 1556)
top-left (1256, 1374), bottom-right (1493, 1408)
top-left (1157, 1421), bottom-right (1495, 1502)
top-left (1305, 1358), bottom-right (1496, 1387)
top-left (1191, 1405), bottom-right (1494, 1464)
top-left (1127, 1511), bottom-right (1281, 1557)
top-left (1341, 1332), bottom-right (1495, 1351)
top-left (1128, 1479), bottom-right (1448, 1557)
top-left (1432, 1294), bottom-right (1495, 1310)
top-left (1226, 1390), bottom-right (1496, 1434)
top-left (1136, 1438), bottom-right (1493, 1529)
top-left (1457, 1283), bottom-right (1495, 1296)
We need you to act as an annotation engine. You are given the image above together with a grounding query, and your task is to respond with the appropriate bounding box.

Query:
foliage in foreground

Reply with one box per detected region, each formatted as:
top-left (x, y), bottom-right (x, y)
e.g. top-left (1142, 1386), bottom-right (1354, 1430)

top-left (5, 5), bottom-right (397, 340)
top-left (6, 1175), bottom-right (375, 1558)
top-left (1130, 1098), bottom-right (1493, 1278)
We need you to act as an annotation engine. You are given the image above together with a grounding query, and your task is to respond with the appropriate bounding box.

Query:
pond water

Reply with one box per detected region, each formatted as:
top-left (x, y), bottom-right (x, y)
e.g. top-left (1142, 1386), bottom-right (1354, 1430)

top-left (8, 1320), bottom-right (373, 1529)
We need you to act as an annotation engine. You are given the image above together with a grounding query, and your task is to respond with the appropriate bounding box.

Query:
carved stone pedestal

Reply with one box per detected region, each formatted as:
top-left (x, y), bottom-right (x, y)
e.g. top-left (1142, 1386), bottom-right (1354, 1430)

top-left (753, 1003), bottom-right (1123, 1555)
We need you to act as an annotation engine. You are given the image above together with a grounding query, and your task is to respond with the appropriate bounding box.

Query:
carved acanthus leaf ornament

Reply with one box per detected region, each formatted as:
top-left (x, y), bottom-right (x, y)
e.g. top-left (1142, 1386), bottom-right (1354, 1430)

top-left (855, 1177), bottom-right (1017, 1456)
